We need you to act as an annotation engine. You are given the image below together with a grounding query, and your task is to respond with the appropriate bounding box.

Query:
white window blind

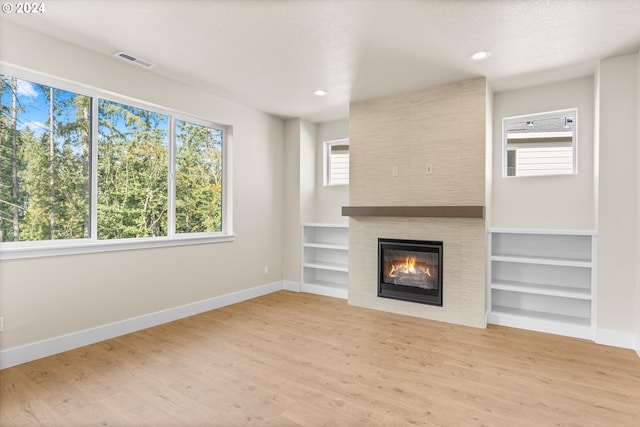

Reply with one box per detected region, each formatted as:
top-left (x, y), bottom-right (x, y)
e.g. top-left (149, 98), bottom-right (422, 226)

top-left (326, 140), bottom-right (349, 185)
top-left (515, 146), bottom-right (574, 176)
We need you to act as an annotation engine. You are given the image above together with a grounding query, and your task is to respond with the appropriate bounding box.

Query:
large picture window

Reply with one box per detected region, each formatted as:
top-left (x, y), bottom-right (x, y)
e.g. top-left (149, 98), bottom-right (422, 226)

top-left (0, 72), bottom-right (228, 257)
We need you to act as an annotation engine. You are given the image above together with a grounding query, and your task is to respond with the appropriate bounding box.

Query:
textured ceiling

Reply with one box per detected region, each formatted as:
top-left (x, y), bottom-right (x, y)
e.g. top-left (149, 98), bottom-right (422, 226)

top-left (2, 0), bottom-right (640, 122)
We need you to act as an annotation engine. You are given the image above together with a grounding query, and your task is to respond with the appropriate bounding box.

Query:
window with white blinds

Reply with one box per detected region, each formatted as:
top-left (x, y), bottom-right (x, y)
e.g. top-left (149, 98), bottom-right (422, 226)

top-left (324, 139), bottom-right (349, 186)
top-left (503, 109), bottom-right (577, 177)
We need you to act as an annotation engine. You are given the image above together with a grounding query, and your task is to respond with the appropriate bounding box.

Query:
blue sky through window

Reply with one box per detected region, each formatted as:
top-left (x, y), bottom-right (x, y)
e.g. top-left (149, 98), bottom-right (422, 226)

top-left (2, 78), bottom-right (76, 137)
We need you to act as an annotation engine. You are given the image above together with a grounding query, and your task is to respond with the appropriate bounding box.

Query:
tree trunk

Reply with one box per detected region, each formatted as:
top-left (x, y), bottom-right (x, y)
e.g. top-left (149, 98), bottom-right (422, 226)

top-left (11, 78), bottom-right (19, 241)
top-left (49, 87), bottom-right (55, 239)
top-left (82, 100), bottom-right (90, 238)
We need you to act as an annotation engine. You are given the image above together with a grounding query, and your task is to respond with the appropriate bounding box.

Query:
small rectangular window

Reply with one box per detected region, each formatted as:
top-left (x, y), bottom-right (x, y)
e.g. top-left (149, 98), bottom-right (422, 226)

top-left (325, 139), bottom-right (349, 186)
top-left (503, 109), bottom-right (577, 177)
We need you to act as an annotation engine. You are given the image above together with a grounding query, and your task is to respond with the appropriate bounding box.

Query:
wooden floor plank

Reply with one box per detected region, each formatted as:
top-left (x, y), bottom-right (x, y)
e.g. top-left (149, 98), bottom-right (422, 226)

top-left (1, 291), bottom-right (639, 426)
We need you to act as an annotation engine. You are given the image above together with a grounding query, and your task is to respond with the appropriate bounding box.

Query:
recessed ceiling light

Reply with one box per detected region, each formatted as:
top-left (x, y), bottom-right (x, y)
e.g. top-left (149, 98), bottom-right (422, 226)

top-left (469, 50), bottom-right (492, 61)
top-left (313, 89), bottom-right (329, 97)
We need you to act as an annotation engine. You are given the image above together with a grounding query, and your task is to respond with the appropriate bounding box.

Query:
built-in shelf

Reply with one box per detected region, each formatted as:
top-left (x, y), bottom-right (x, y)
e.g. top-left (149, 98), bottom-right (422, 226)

top-left (301, 224), bottom-right (348, 299)
top-left (303, 242), bottom-right (348, 251)
top-left (302, 261), bottom-right (348, 272)
top-left (491, 254), bottom-right (591, 268)
top-left (490, 305), bottom-right (592, 327)
top-left (342, 205), bottom-right (484, 218)
top-left (490, 280), bottom-right (591, 300)
top-left (488, 229), bottom-right (596, 340)
top-left (488, 306), bottom-right (592, 340)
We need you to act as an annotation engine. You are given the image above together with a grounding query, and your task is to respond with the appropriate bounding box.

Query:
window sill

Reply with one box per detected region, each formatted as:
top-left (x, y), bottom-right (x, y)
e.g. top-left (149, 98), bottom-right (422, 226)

top-left (0, 234), bottom-right (236, 261)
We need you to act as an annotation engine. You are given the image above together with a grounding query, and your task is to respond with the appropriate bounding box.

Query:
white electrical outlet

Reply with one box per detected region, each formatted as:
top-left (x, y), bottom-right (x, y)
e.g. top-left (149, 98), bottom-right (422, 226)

top-left (264, 266), bottom-right (269, 275)
top-left (0, 316), bottom-right (4, 333)
top-left (392, 166), bottom-right (399, 177)
top-left (426, 164), bottom-right (433, 175)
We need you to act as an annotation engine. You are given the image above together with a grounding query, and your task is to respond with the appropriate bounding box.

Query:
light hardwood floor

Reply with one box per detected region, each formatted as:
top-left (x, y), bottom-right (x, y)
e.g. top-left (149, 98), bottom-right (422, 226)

top-left (1, 291), bottom-right (639, 426)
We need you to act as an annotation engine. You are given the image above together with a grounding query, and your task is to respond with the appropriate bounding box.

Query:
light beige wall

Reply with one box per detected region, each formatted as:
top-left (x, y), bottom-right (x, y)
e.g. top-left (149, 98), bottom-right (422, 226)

top-left (282, 119), bottom-right (302, 282)
top-left (315, 119), bottom-right (349, 224)
top-left (282, 118), bottom-right (318, 282)
top-left (348, 78), bottom-right (486, 327)
top-left (0, 22), bottom-right (285, 350)
top-left (491, 77), bottom-right (595, 229)
top-left (300, 119), bottom-right (317, 223)
top-left (282, 119), bottom-right (348, 284)
top-left (637, 51), bottom-right (640, 352)
top-left (485, 85), bottom-right (494, 227)
top-left (597, 53), bottom-right (638, 337)
top-left (485, 85), bottom-right (494, 316)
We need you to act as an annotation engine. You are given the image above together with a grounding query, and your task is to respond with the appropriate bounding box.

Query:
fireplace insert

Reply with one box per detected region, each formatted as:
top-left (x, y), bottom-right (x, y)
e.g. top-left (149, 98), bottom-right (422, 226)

top-left (378, 238), bottom-right (443, 306)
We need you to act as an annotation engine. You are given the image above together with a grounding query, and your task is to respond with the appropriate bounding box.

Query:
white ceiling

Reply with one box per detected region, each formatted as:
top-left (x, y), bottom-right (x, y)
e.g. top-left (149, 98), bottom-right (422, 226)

top-left (3, 0), bottom-right (640, 122)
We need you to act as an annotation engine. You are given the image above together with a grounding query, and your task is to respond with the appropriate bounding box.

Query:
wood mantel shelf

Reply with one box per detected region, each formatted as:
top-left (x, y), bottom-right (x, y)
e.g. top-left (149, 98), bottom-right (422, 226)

top-left (341, 206), bottom-right (485, 219)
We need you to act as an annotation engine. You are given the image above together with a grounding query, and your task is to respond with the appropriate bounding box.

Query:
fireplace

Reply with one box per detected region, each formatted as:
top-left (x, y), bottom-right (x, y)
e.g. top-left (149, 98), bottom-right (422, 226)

top-left (378, 238), bottom-right (443, 306)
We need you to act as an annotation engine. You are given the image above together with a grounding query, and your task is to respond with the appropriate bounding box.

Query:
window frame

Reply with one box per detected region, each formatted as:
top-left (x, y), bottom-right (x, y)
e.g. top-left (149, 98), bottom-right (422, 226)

top-left (0, 65), bottom-right (233, 260)
top-left (323, 138), bottom-right (350, 186)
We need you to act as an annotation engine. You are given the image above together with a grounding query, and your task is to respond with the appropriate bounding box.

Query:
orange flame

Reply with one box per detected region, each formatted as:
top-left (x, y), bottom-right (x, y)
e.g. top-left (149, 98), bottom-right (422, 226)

top-left (390, 256), bottom-right (416, 277)
top-left (389, 256), bottom-right (432, 278)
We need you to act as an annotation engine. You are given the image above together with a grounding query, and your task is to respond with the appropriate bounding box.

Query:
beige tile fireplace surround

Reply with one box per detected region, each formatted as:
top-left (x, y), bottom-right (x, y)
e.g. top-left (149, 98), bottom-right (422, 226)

top-left (347, 78), bottom-right (487, 328)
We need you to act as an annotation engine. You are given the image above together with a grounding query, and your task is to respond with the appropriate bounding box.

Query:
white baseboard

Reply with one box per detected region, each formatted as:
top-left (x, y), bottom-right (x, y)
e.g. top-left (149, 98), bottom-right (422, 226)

top-left (301, 283), bottom-right (348, 299)
top-left (0, 281), bottom-right (285, 370)
top-left (487, 311), bottom-right (593, 341)
top-left (595, 328), bottom-right (637, 350)
top-left (282, 280), bottom-right (301, 292)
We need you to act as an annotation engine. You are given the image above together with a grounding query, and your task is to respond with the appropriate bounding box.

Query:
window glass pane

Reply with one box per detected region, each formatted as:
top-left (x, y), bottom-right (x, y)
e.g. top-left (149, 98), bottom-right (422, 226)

top-left (503, 109), bottom-right (577, 177)
top-left (507, 150), bottom-right (516, 177)
top-left (97, 99), bottom-right (168, 239)
top-left (175, 120), bottom-right (223, 233)
top-left (514, 146), bottom-right (574, 176)
top-left (0, 75), bottom-right (91, 242)
top-left (328, 143), bottom-right (349, 185)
